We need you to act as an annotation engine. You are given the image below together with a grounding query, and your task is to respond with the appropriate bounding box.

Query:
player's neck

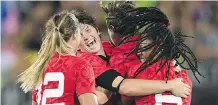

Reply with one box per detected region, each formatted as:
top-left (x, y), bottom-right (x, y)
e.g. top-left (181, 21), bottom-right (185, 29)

top-left (96, 46), bottom-right (106, 57)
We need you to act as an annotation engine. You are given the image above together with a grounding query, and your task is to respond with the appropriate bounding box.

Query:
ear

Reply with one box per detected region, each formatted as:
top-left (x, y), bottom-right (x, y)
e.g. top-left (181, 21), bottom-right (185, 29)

top-left (108, 25), bottom-right (115, 31)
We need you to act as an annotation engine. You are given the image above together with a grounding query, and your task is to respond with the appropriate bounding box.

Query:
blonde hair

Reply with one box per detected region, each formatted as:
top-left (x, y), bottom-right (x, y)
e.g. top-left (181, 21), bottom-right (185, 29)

top-left (18, 11), bottom-right (80, 93)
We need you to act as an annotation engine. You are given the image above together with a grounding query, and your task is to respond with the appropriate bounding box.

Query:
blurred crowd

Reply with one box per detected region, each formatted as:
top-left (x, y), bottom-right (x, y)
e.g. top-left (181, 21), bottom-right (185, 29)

top-left (1, 1), bottom-right (218, 105)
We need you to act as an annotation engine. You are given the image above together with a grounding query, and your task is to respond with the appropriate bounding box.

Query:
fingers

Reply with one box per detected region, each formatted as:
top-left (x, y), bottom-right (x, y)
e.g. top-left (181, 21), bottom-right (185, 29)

top-left (184, 89), bottom-right (190, 96)
top-left (183, 83), bottom-right (191, 94)
top-left (170, 78), bottom-right (192, 98)
top-left (184, 84), bottom-right (190, 89)
top-left (186, 87), bottom-right (191, 93)
top-left (181, 94), bottom-right (188, 98)
top-left (182, 84), bottom-right (191, 97)
top-left (185, 86), bottom-right (191, 94)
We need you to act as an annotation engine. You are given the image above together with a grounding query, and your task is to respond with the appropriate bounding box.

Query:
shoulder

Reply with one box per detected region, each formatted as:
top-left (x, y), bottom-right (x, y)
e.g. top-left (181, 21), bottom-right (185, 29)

top-left (102, 41), bottom-right (113, 48)
top-left (65, 55), bottom-right (88, 65)
top-left (73, 56), bottom-right (91, 68)
top-left (78, 52), bottom-right (104, 63)
top-left (62, 55), bottom-right (92, 71)
top-left (112, 35), bottom-right (138, 55)
top-left (102, 41), bottom-right (113, 56)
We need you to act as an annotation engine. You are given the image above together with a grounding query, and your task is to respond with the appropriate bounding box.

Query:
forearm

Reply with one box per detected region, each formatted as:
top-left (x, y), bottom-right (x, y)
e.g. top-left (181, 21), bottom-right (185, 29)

top-left (78, 93), bottom-right (98, 105)
top-left (119, 79), bottom-right (172, 96)
top-left (96, 86), bottom-right (112, 105)
top-left (96, 70), bottom-right (171, 96)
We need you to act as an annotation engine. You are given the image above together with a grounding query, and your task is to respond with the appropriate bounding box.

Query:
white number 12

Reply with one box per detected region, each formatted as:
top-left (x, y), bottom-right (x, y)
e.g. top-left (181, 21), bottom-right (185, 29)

top-left (155, 94), bottom-right (182, 105)
top-left (38, 72), bottom-right (65, 105)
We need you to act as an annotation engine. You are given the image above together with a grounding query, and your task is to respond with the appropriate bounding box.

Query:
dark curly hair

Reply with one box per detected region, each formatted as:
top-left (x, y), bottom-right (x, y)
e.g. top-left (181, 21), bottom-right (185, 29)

top-left (102, 2), bottom-right (203, 82)
top-left (71, 9), bottom-right (97, 29)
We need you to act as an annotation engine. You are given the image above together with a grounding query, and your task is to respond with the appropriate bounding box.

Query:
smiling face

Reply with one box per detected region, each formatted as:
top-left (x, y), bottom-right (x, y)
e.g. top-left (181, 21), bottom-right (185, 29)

top-left (79, 24), bottom-right (102, 53)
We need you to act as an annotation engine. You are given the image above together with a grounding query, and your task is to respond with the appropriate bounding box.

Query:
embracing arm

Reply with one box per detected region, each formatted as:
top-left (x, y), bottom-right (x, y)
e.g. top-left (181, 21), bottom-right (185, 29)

top-left (118, 77), bottom-right (190, 97)
top-left (96, 70), bottom-right (190, 97)
top-left (95, 86), bottom-right (112, 105)
top-left (78, 93), bottom-right (98, 105)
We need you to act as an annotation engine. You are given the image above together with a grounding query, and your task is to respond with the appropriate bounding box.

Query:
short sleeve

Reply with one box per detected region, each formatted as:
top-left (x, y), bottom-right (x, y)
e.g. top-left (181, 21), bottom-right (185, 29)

top-left (75, 61), bottom-right (96, 96)
top-left (79, 53), bottom-right (112, 78)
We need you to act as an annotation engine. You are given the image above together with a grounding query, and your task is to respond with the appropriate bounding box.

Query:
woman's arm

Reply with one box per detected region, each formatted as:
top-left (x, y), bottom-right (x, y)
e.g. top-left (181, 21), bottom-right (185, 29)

top-left (95, 86), bottom-right (112, 105)
top-left (78, 93), bottom-right (98, 105)
top-left (118, 77), bottom-right (190, 97)
top-left (96, 70), bottom-right (190, 98)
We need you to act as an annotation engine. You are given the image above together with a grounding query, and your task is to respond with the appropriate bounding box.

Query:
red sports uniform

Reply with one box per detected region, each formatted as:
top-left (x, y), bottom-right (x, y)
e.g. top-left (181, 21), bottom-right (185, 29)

top-left (108, 36), bottom-right (192, 105)
top-left (32, 52), bottom-right (95, 105)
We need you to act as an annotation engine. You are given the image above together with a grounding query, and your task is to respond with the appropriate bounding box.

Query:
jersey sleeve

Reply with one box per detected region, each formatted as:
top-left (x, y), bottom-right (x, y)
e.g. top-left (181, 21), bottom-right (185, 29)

top-left (79, 53), bottom-right (112, 78)
top-left (75, 61), bottom-right (96, 96)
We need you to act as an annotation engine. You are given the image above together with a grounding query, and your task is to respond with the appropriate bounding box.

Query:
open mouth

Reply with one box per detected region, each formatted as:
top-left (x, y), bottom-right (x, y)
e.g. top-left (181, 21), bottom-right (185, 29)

top-left (86, 39), bottom-right (96, 47)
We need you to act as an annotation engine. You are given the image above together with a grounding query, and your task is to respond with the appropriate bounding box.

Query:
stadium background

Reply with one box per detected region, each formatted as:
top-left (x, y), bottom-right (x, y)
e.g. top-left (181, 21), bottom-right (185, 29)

top-left (1, 1), bottom-right (218, 105)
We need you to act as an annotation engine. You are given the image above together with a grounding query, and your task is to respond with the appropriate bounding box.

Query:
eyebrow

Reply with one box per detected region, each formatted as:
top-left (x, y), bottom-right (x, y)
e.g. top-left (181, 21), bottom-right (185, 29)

top-left (84, 25), bottom-right (89, 30)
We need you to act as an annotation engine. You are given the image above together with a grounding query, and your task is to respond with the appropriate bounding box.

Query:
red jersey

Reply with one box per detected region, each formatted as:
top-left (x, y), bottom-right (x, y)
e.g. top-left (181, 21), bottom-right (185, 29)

top-left (128, 60), bottom-right (192, 105)
top-left (102, 41), bottom-right (114, 57)
top-left (78, 52), bottom-right (111, 79)
top-left (33, 52), bottom-right (95, 105)
top-left (109, 36), bottom-right (139, 76)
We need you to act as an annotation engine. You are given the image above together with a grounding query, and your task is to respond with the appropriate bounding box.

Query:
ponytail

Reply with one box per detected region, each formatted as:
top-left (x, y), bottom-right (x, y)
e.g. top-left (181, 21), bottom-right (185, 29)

top-left (18, 11), bottom-right (79, 93)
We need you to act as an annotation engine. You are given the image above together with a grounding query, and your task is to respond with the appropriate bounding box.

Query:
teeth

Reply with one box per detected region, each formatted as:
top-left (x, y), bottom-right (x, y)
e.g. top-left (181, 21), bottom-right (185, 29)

top-left (88, 39), bottom-right (94, 45)
top-left (86, 39), bottom-right (96, 47)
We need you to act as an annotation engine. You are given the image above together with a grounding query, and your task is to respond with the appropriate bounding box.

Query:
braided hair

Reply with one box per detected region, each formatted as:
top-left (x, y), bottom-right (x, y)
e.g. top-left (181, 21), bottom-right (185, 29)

top-left (103, 4), bottom-right (203, 82)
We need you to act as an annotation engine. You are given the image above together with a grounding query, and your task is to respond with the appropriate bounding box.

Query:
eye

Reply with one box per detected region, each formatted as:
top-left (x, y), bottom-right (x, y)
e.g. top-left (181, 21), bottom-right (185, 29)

top-left (86, 27), bottom-right (91, 33)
